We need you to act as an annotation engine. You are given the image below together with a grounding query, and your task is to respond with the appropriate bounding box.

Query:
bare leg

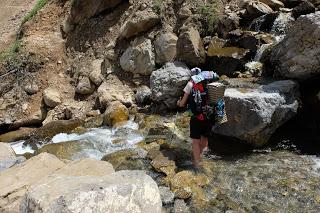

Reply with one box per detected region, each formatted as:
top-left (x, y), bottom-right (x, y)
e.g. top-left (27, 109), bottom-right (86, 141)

top-left (192, 139), bottom-right (201, 167)
top-left (200, 136), bottom-right (208, 154)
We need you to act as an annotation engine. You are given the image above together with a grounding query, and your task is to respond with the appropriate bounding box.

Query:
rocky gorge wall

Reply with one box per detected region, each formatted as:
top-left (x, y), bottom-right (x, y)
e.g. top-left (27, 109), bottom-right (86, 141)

top-left (1, 0), bottom-right (320, 147)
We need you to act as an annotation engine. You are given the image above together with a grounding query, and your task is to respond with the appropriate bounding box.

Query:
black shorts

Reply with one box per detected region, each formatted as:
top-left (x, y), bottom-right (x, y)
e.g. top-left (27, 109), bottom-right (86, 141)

top-left (190, 116), bottom-right (213, 139)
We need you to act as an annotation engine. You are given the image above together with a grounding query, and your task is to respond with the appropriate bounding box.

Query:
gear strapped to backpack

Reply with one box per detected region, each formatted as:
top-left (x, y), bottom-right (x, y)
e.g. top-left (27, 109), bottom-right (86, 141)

top-left (188, 80), bottom-right (215, 121)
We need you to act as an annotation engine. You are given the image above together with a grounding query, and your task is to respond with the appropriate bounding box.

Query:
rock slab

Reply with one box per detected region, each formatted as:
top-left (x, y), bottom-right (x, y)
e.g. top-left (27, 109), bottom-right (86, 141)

top-left (20, 170), bottom-right (162, 213)
top-left (214, 80), bottom-right (299, 146)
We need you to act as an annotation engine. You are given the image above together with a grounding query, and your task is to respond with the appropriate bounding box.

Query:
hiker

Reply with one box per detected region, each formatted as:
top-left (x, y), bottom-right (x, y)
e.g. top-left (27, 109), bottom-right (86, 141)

top-left (177, 68), bottom-right (219, 168)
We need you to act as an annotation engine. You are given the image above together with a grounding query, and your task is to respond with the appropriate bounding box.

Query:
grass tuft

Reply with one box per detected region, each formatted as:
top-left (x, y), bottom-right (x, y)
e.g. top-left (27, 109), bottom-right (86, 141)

top-left (0, 40), bottom-right (22, 62)
top-left (22, 0), bottom-right (49, 24)
top-left (197, 2), bottom-right (222, 34)
top-left (152, 0), bottom-right (164, 14)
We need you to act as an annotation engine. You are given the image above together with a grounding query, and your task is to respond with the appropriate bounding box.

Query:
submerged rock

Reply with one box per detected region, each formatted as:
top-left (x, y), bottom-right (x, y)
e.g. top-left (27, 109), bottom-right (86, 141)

top-left (214, 80), bottom-right (299, 146)
top-left (271, 12), bottom-right (320, 80)
top-left (20, 170), bottom-right (162, 213)
top-left (36, 141), bottom-right (84, 160)
top-left (150, 62), bottom-right (191, 109)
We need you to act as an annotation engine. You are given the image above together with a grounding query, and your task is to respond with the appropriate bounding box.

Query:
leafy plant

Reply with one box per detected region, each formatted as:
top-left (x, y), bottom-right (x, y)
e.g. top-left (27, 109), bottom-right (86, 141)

top-left (22, 0), bottom-right (49, 24)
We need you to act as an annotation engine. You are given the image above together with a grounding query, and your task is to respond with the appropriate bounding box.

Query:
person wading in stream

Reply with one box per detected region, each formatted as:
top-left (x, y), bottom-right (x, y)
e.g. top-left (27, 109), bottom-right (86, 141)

top-left (177, 68), bottom-right (219, 168)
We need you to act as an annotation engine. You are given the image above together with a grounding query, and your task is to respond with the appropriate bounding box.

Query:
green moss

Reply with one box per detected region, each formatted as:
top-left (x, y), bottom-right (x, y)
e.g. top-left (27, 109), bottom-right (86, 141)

top-left (22, 0), bottom-right (49, 24)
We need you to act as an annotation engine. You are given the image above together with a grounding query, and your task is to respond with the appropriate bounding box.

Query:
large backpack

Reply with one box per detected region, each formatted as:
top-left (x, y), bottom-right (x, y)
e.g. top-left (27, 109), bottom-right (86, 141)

top-left (188, 80), bottom-right (213, 119)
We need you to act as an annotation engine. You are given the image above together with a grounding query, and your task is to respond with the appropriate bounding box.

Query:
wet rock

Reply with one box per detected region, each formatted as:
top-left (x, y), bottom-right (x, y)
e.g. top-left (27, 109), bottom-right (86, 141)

top-left (0, 128), bottom-right (35, 142)
top-left (43, 88), bottom-right (61, 108)
top-left (150, 62), bottom-right (191, 109)
top-left (214, 80), bottom-right (300, 146)
top-left (97, 75), bottom-right (134, 108)
top-left (170, 171), bottom-right (209, 199)
top-left (76, 76), bottom-right (95, 95)
top-left (135, 85), bottom-right (152, 104)
top-left (151, 153), bottom-right (176, 177)
top-left (244, 61), bottom-right (263, 76)
top-left (103, 101), bottom-right (129, 126)
top-left (36, 141), bottom-right (83, 160)
top-left (173, 199), bottom-right (190, 213)
top-left (102, 149), bottom-right (149, 170)
top-left (120, 38), bottom-right (155, 75)
top-left (0, 153), bottom-right (66, 212)
top-left (65, 0), bottom-right (123, 30)
top-left (89, 59), bottom-right (104, 86)
top-left (292, 1), bottom-right (315, 19)
top-left (154, 32), bottom-right (178, 65)
top-left (159, 186), bottom-right (174, 205)
top-left (120, 10), bottom-right (160, 38)
top-left (176, 27), bottom-right (205, 66)
top-left (206, 37), bottom-right (249, 76)
top-left (34, 119), bottom-right (84, 140)
top-left (270, 12), bottom-right (320, 80)
top-left (260, 0), bottom-right (285, 10)
top-left (21, 170), bottom-right (162, 213)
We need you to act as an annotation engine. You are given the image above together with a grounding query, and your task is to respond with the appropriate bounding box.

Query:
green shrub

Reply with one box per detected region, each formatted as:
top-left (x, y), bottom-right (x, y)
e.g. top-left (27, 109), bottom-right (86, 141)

top-left (22, 0), bottom-right (49, 24)
top-left (0, 40), bottom-right (21, 62)
top-left (197, 2), bottom-right (222, 34)
top-left (152, 0), bottom-right (163, 14)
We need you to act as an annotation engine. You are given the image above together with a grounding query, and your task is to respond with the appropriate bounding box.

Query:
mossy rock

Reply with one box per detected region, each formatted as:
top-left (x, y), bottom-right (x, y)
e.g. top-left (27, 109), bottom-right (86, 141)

top-left (0, 128), bottom-right (35, 142)
top-left (36, 141), bottom-right (82, 160)
top-left (102, 149), bottom-right (150, 171)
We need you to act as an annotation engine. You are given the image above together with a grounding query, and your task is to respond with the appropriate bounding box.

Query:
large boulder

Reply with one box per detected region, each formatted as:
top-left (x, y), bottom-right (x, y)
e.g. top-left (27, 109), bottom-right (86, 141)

top-left (20, 170), bottom-right (162, 213)
top-left (154, 32), bottom-right (178, 65)
top-left (150, 62), bottom-right (191, 109)
top-left (260, 0), bottom-right (284, 10)
top-left (176, 27), bottom-right (206, 66)
top-left (76, 76), bottom-right (95, 95)
top-left (0, 153), bottom-right (66, 212)
top-left (119, 10), bottom-right (160, 39)
top-left (120, 38), bottom-right (155, 75)
top-left (244, 1), bottom-right (274, 19)
top-left (0, 128), bottom-right (35, 142)
top-left (103, 101), bottom-right (129, 127)
top-left (270, 12), bottom-right (320, 80)
top-left (135, 85), bottom-right (152, 104)
top-left (214, 80), bottom-right (300, 146)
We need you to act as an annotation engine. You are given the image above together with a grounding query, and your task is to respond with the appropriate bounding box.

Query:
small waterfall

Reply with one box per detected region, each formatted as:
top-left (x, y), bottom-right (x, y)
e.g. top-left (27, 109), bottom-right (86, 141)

top-left (270, 12), bottom-right (295, 38)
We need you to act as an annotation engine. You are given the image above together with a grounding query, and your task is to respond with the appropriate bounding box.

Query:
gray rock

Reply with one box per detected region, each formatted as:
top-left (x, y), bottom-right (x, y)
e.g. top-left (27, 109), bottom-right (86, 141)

top-left (89, 59), bottom-right (104, 86)
top-left (154, 33), bottom-right (178, 65)
top-left (214, 80), bottom-right (300, 146)
top-left (119, 10), bottom-right (160, 39)
top-left (120, 38), bottom-right (155, 75)
top-left (245, 1), bottom-right (274, 18)
top-left (271, 12), bottom-right (320, 80)
top-left (0, 142), bottom-right (17, 172)
top-left (0, 156), bottom-right (26, 172)
top-left (159, 186), bottom-right (174, 205)
top-left (135, 85), bottom-right (152, 104)
top-left (177, 27), bottom-right (205, 66)
top-left (20, 170), bottom-right (162, 213)
top-left (76, 76), bottom-right (95, 95)
top-left (173, 199), bottom-right (190, 213)
top-left (150, 62), bottom-right (191, 109)
top-left (24, 82), bottom-right (39, 95)
top-left (43, 88), bottom-right (61, 108)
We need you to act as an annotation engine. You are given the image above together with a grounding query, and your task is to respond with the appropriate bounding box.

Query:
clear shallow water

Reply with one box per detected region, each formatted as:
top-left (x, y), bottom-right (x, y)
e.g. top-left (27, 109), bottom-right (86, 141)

top-left (10, 119), bottom-right (144, 160)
